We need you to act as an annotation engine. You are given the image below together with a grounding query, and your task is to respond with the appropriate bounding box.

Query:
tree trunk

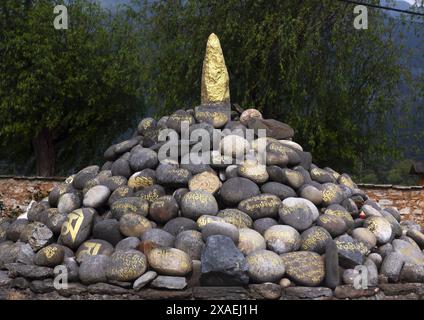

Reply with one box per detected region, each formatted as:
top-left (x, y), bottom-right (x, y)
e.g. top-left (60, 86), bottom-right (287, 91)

top-left (32, 128), bottom-right (55, 177)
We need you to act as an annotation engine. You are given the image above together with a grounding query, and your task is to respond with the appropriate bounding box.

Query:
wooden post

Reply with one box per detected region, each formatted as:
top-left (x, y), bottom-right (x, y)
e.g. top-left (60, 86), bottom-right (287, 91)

top-left (419, 175), bottom-right (424, 186)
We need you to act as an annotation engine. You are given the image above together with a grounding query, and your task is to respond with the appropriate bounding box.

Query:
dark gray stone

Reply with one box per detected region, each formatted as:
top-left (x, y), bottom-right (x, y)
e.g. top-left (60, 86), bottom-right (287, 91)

top-left (201, 235), bottom-right (249, 286)
top-left (149, 196), bottom-right (179, 224)
top-left (175, 230), bottom-right (204, 261)
top-left (133, 271), bottom-right (157, 290)
top-left (59, 208), bottom-right (95, 250)
top-left (156, 164), bottom-right (191, 186)
top-left (34, 244), bottom-right (65, 267)
top-left (325, 240), bottom-right (340, 289)
top-left (219, 177), bottom-right (260, 206)
top-left (300, 226), bottom-right (332, 254)
top-left (335, 235), bottom-right (368, 268)
top-left (115, 237), bottom-right (140, 251)
top-left (316, 214), bottom-right (347, 237)
top-left (129, 148), bottom-right (158, 172)
top-left (111, 158), bottom-right (132, 178)
top-left (150, 276), bottom-right (188, 290)
top-left (380, 252), bottom-right (404, 283)
top-left (181, 190), bottom-right (218, 220)
top-left (93, 219), bottom-right (123, 246)
top-left (106, 250), bottom-right (147, 282)
top-left (252, 218), bottom-right (278, 236)
top-left (238, 194), bottom-right (281, 220)
top-left (5, 263), bottom-right (53, 279)
top-left (78, 254), bottom-right (109, 285)
top-left (111, 197), bottom-right (149, 220)
top-left (260, 182), bottom-right (296, 200)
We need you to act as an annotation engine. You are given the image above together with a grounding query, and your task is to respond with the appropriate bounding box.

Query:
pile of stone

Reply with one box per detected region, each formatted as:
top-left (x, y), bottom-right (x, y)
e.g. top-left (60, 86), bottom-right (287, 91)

top-left (0, 34), bottom-right (423, 296)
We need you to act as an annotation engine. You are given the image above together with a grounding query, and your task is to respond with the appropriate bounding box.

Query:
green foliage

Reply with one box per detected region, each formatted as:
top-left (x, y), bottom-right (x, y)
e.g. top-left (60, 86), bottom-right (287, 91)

top-left (0, 0), bottom-right (144, 174)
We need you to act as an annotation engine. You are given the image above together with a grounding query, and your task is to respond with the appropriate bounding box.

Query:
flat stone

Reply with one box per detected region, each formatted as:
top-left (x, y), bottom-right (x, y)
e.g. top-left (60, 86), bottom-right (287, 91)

top-left (192, 286), bottom-right (250, 300)
top-left (238, 194), bottom-right (281, 220)
top-left (334, 285), bottom-right (379, 299)
top-left (57, 283), bottom-right (88, 297)
top-left (283, 287), bottom-right (333, 300)
top-left (378, 283), bottom-right (424, 296)
top-left (150, 276), bottom-right (187, 290)
top-left (5, 263), bottom-right (54, 279)
top-left (133, 271), bottom-right (157, 290)
top-left (249, 283), bottom-right (282, 300)
top-left (29, 279), bottom-right (55, 294)
top-left (87, 283), bottom-right (129, 295)
top-left (325, 240), bottom-right (340, 289)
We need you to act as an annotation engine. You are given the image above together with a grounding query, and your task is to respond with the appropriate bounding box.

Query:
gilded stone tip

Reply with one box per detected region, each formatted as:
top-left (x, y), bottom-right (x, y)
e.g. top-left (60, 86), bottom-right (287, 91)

top-left (201, 33), bottom-right (230, 105)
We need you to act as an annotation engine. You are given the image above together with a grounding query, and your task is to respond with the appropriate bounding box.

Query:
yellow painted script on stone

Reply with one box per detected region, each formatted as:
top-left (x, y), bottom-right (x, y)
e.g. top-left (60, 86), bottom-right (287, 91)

top-left (61, 210), bottom-right (84, 243)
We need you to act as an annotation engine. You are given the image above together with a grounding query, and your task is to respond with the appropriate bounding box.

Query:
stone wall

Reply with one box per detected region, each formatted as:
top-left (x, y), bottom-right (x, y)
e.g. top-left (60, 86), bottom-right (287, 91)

top-left (360, 184), bottom-right (424, 227)
top-left (0, 177), bottom-right (423, 228)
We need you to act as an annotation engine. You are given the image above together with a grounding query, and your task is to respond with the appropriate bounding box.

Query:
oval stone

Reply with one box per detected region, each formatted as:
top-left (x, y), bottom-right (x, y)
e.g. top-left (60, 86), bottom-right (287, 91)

top-left (129, 148), bottom-right (158, 172)
top-left (278, 198), bottom-right (317, 231)
top-left (253, 218), bottom-right (278, 236)
top-left (364, 216), bottom-right (393, 245)
top-left (111, 197), bottom-right (149, 220)
top-left (300, 227), bottom-right (332, 254)
top-left (219, 177), bottom-right (260, 206)
top-left (175, 230), bottom-right (204, 260)
top-left (316, 214), bottom-right (347, 237)
top-left (238, 194), bottom-right (281, 220)
top-left (34, 244), bottom-right (65, 267)
top-left (128, 169), bottom-right (156, 191)
top-left (238, 160), bottom-right (269, 184)
top-left (136, 185), bottom-right (166, 203)
top-left (60, 208), bottom-right (95, 250)
top-left (196, 215), bottom-right (225, 230)
top-left (299, 185), bottom-right (323, 206)
top-left (260, 182), bottom-right (296, 200)
top-left (181, 190), bottom-right (218, 220)
top-left (119, 214), bottom-right (152, 238)
top-left (351, 228), bottom-right (377, 250)
top-left (280, 251), bottom-right (325, 286)
top-left (83, 185), bottom-right (111, 208)
top-left (217, 209), bottom-right (253, 229)
top-left (236, 228), bottom-right (266, 256)
top-left (147, 248), bottom-right (192, 276)
top-left (202, 221), bottom-right (239, 244)
top-left (321, 183), bottom-right (344, 206)
top-left (76, 239), bottom-right (114, 263)
top-left (57, 193), bottom-right (81, 215)
top-left (188, 171), bottom-right (222, 195)
top-left (106, 250), bottom-right (147, 281)
top-left (264, 225), bottom-right (301, 254)
top-left (156, 164), bottom-right (192, 186)
top-left (138, 228), bottom-right (175, 254)
top-left (246, 250), bottom-right (285, 283)
top-left (149, 196), bottom-right (179, 224)
top-left (163, 217), bottom-right (199, 236)
top-left (324, 205), bottom-right (354, 230)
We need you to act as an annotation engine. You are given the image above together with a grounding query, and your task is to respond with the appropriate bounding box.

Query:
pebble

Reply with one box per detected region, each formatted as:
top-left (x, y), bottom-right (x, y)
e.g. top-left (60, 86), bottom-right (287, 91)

top-left (92, 219), bottom-right (123, 246)
top-left (316, 214), bottom-right (347, 237)
top-left (138, 228), bottom-right (175, 254)
top-left (219, 177), bottom-right (260, 205)
top-left (58, 193), bottom-right (81, 215)
top-left (363, 216), bottom-right (393, 245)
top-left (115, 237), bottom-right (140, 252)
top-left (34, 244), bottom-right (65, 267)
top-left (163, 217), bottom-right (199, 236)
top-left (133, 271), bottom-right (157, 290)
top-left (202, 221), bottom-right (239, 244)
top-left (111, 197), bottom-right (149, 220)
top-left (78, 254), bottom-right (109, 285)
top-left (299, 185), bottom-right (323, 206)
top-left (128, 169), bottom-right (156, 191)
top-left (149, 196), bottom-right (179, 224)
top-left (380, 252), bottom-right (404, 283)
top-left (175, 230), bottom-right (204, 260)
top-left (119, 213), bottom-right (152, 238)
top-left (188, 171), bottom-right (222, 194)
top-left (217, 209), bottom-right (253, 229)
top-left (351, 228), bottom-right (377, 250)
top-left (278, 197), bottom-right (317, 231)
top-left (75, 239), bottom-right (114, 263)
top-left (300, 226), bottom-right (332, 254)
top-left (150, 276), bottom-right (188, 290)
top-left (83, 185), bottom-right (111, 208)
top-left (238, 160), bottom-right (269, 184)
top-left (253, 218), bottom-right (278, 236)
top-left (260, 182), bottom-right (296, 200)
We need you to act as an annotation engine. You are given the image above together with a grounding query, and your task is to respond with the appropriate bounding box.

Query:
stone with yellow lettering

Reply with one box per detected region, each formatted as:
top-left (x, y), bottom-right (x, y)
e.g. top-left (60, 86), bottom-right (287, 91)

top-left (156, 164), bottom-right (192, 186)
top-left (119, 213), bottom-right (152, 238)
top-left (196, 215), bottom-right (225, 230)
top-left (338, 173), bottom-right (357, 189)
top-left (76, 239), bottom-right (114, 263)
top-left (108, 186), bottom-right (134, 205)
top-left (324, 204), bottom-right (354, 230)
top-left (149, 195), bottom-right (179, 224)
top-left (238, 160), bottom-right (269, 184)
top-left (128, 169), bottom-right (156, 191)
top-left (148, 247), bottom-right (192, 276)
top-left (181, 190), bottom-right (218, 220)
top-left (364, 216), bottom-right (393, 245)
top-left (175, 230), bottom-right (204, 260)
top-left (299, 184), bottom-right (323, 206)
top-left (100, 175), bottom-right (128, 192)
top-left (280, 251), bottom-right (325, 286)
top-left (351, 227), bottom-right (377, 250)
top-left (136, 184), bottom-right (166, 203)
top-left (166, 110), bottom-right (195, 133)
top-left (195, 104), bottom-right (230, 128)
top-left (238, 194), bottom-right (281, 220)
top-left (238, 228), bottom-right (266, 256)
top-left (34, 244), bottom-right (65, 267)
top-left (334, 235), bottom-right (369, 268)
top-left (310, 166), bottom-right (336, 184)
top-left (217, 209), bottom-right (253, 229)
top-left (72, 165), bottom-right (99, 190)
top-left (106, 250), bottom-right (148, 282)
top-left (300, 226), bottom-right (332, 254)
top-left (60, 208), bottom-right (95, 250)
top-left (137, 117), bottom-right (157, 135)
top-left (246, 249), bottom-right (285, 283)
top-left (188, 171), bottom-right (222, 195)
top-left (321, 183), bottom-right (344, 206)
top-left (111, 197), bottom-right (149, 220)
top-left (316, 213), bottom-right (347, 237)
top-left (265, 225), bottom-right (300, 255)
